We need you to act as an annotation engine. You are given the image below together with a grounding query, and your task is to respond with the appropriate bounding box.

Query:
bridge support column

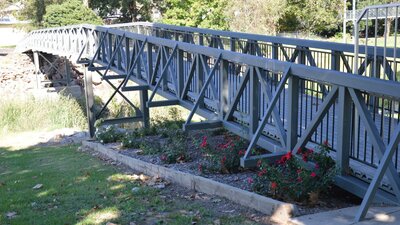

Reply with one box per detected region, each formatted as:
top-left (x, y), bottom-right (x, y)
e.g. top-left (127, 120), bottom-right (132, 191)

top-left (140, 89), bottom-right (150, 129)
top-left (33, 51), bottom-right (41, 88)
top-left (83, 65), bottom-right (95, 138)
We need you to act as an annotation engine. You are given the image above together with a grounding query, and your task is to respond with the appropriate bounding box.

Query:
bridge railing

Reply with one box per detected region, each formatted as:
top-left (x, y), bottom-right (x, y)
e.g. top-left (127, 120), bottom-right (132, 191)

top-left (19, 24), bottom-right (400, 219)
top-left (110, 22), bottom-right (400, 82)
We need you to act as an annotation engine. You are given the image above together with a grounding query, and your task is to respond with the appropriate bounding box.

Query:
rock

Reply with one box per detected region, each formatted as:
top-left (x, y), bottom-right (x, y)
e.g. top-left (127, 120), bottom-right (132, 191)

top-left (139, 174), bottom-right (149, 181)
top-left (213, 219), bottom-right (221, 225)
top-left (131, 187), bottom-right (141, 193)
top-left (32, 184), bottom-right (43, 189)
top-left (212, 198), bottom-right (222, 203)
top-left (153, 184), bottom-right (165, 189)
top-left (6, 211), bottom-right (17, 219)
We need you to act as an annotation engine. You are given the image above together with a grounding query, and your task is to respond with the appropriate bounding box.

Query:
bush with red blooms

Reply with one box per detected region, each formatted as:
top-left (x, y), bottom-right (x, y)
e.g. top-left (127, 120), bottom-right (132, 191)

top-left (252, 141), bottom-right (337, 202)
top-left (198, 133), bottom-right (247, 173)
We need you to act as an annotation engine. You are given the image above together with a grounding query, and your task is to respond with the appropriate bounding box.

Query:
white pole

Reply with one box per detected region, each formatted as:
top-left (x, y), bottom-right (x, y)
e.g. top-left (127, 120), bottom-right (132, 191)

top-left (353, 0), bottom-right (357, 44)
top-left (343, 0), bottom-right (347, 43)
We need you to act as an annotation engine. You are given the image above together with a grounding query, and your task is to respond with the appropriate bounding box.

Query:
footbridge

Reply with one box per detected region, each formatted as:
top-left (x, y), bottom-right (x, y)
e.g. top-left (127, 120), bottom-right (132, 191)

top-left (17, 4), bottom-right (400, 221)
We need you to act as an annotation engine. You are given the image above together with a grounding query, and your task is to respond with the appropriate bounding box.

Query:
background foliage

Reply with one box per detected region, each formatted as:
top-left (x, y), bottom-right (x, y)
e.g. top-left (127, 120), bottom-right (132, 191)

top-left (2, 0), bottom-right (398, 38)
top-left (43, 0), bottom-right (102, 27)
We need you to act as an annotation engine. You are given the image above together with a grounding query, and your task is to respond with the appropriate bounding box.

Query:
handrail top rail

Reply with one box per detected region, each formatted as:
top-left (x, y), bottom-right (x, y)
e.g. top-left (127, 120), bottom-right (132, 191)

top-left (107, 22), bottom-right (400, 57)
top-left (28, 22), bottom-right (400, 58)
top-left (23, 23), bottom-right (400, 100)
top-left (356, 3), bottom-right (400, 23)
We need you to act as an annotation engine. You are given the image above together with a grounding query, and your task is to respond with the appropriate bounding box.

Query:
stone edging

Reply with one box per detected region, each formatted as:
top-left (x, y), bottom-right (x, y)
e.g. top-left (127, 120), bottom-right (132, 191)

top-left (82, 140), bottom-right (298, 222)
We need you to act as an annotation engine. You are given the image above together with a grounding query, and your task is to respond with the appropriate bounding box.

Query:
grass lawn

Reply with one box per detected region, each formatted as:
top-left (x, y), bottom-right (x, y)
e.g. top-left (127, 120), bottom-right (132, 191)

top-left (0, 144), bottom-right (261, 225)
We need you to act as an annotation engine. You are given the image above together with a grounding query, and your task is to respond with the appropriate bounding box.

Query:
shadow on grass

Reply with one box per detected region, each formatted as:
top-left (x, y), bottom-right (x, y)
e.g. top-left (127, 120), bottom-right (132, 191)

top-left (0, 141), bottom-right (261, 225)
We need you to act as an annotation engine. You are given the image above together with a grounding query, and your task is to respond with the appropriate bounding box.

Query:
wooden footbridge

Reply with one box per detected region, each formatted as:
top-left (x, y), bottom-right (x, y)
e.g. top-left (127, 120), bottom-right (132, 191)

top-left (17, 3), bottom-right (400, 221)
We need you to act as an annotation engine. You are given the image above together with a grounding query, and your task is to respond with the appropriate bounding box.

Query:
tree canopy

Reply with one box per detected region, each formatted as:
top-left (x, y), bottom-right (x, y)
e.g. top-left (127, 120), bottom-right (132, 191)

top-left (226, 0), bottom-right (286, 35)
top-left (89, 0), bottom-right (158, 23)
top-left (161, 0), bottom-right (228, 30)
top-left (42, 0), bottom-right (102, 27)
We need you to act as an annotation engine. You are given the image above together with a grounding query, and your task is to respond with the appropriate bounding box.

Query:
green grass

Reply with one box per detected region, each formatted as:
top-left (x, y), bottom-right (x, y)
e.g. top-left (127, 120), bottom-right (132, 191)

top-left (0, 144), bottom-right (260, 225)
top-left (0, 96), bottom-right (87, 135)
top-left (0, 45), bottom-right (16, 48)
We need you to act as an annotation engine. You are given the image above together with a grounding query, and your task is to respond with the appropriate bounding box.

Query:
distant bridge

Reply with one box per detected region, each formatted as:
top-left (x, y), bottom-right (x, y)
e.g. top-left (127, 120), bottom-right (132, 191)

top-left (17, 4), bottom-right (400, 221)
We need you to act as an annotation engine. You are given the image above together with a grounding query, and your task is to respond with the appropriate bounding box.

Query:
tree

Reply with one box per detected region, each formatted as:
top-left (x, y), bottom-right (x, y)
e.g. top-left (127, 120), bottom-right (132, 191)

top-left (43, 0), bottom-right (102, 27)
top-left (226, 0), bottom-right (287, 35)
top-left (20, 0), bottom-right (64, 26)
top-left (279, 0), bottom-right (344, 36)
top-left (161, 0), bottom-right (229, 30)
top-left (89, 0), bottom-right (156, 22)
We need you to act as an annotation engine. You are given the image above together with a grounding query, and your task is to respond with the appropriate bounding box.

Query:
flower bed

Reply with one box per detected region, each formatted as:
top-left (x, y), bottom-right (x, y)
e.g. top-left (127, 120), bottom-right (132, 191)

top-left (94, 123), bottom-right (361, 215)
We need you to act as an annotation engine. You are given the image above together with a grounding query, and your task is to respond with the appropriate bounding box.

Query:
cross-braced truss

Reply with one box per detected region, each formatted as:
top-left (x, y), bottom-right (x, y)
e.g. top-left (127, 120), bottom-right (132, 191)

top-left (18, 22), bottom-right (400, 221)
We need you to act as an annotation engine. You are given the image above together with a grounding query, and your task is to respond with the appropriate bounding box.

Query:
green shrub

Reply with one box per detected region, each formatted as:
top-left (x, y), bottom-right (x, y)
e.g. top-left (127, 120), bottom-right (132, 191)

top-left (95, 125), bottom-right (124, 144)
top-left (159, 131), bottom-right (189, 164)
top-left (198, 133), bottom-right (247, 173)
top-left (43, 0), bottom-right (103, 28)
top-left (139, 141), bottom-right (162, 155)
top-left (120, 131), bottom-right (141, 148)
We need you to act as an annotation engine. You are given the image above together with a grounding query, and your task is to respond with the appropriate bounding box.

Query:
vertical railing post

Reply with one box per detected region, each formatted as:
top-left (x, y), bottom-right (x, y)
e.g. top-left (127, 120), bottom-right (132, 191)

top-left (83, 64), bottom-right (95, 138)
top-left (297, 47), bottom-right (306, 65)
top-left (331, 50), bottom-right (341, 71)
top-left (161, 46), bottom-right (168, 91)
top-left (147, 43), bottom-right (153, 84)
top-left (337, 86), bottom-right (352, 175)
top-left (287, 72), bottom-right (299, 151)
top-left (177, 49), bottom-right (184, 98)
top-left (199, 34), bottom-right (204, 46)
top-left (220, 59), bottom-right (229, 119)
top-left (196, 54), bottom-right (204, 107)
top-left (230, 37), bottom-right (236, 52)
top-left (125, 38), bottom-right (131, 75)
top-left (272, 43), bottom-right (279, 60)
top-left (136, 40), bottom-right (142, 79)
top-left (249, 67), bottom-right (259, 136)
top-left (107, 33), bottom-right (112, 63)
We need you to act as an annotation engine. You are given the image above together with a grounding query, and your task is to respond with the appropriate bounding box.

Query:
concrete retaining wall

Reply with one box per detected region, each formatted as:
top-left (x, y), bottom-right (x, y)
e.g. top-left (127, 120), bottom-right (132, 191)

top-left (82, 140), bottom-right (297, 222)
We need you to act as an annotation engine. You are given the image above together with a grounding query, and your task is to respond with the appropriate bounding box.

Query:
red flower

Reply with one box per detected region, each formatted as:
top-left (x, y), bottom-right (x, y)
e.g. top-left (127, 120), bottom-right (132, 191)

top-left (160, 154), bottom-right (167, 161)
top-left (315, 163), bottom-right (320, 169)
top-left (284, 151), bottom-right (292, 160)
top-left (258, 169), bottom-right (267, 177)
top-left (247, 177), bottom-right (254, 184)
top-left (256, 159), bottom-right (262, 167)
top-left (200, 136), bottom-right (208, 148)
top-left (323, 140), bottom-right (330, 146)
top-left (310, 172), bottom-right (317, 177)
top-left (302, 155), bottom-right (308, 162)
top-left (220, 156), bottom-right (227, 165)
top-left (238, 150), bottom-right (245, 156)
top-left (271, 182), bottom-right (277, 189)
top-left (296, 169), bottom-right (302, 174)
top-left (278, 151), bottom-right (292, 164)
top-left (198, 163), bottom-right (203, 172)
top-left (297, 177), bottom-right (303, 183)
